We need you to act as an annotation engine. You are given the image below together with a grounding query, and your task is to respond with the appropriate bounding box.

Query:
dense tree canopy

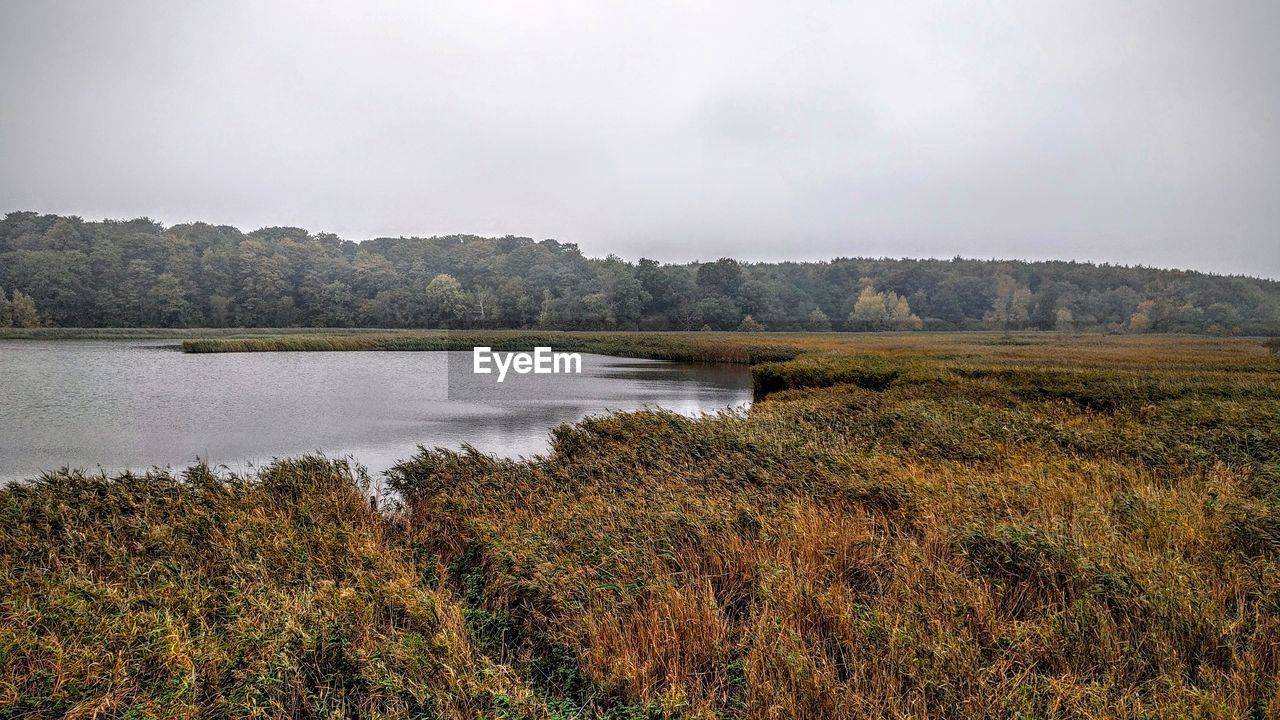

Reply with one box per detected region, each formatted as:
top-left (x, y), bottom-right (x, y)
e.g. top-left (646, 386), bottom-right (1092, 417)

top-left (2, 211), bottom-right (1277, 334)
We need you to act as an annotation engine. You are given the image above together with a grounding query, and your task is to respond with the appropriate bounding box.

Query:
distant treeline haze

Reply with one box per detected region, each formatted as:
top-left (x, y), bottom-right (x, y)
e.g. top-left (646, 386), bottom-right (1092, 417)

top-left (2, 212), bottom-right (1277, 334)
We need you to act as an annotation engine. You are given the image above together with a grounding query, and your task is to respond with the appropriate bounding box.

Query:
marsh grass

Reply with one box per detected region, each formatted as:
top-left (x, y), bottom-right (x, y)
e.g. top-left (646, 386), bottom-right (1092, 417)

top-left (0, 458), bottom-right (546, 719)
top-left (180, 330), bottom-right (803, 365)
top-left (3, 333), bottom-right (1278, 718)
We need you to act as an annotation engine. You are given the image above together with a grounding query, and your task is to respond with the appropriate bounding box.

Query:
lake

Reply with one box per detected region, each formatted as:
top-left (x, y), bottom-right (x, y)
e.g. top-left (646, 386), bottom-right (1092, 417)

top-left (0, 340), bottom-right (752, 482)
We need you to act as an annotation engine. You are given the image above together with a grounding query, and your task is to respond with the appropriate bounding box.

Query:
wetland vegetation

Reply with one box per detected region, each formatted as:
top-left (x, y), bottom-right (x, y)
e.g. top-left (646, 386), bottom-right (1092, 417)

top-left (3, 332), bottom-right (1277, 718)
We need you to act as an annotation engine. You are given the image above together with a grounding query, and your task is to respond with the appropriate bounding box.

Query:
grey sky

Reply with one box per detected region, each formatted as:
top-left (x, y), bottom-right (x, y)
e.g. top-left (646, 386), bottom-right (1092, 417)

top-left (2, 1), bottom-right (1277, 277)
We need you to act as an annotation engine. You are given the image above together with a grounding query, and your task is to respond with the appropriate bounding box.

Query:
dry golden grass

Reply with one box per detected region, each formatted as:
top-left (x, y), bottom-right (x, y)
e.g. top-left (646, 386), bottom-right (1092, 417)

top-left (386, 333), bottom-right (1278, 718)
top-left (4, 332), bottom-right (1278, 718)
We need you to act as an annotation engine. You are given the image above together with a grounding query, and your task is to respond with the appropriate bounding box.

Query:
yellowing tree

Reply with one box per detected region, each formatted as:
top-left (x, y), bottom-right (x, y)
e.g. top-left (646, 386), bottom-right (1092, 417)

top-left (888, 295), bottom-right (923, 330)
top-left (1129, 299), bottom-right (1155, 332)
top-left (986, 273), bottom-right (1031, 330)
top-left (805, 307), bottom-right (832, 331)
top-left (851, 286), bottom-right (886, 327)
top-left (9, 289), bottom-right (41, 328)
top-left (738, 314), bottom-right (765, 332)
top-left (425, 273), bottom-right (469, 328)
top-left (849, 284), bottom-right (922, 330)
top-left (1055, 307), bottom-right (1075, 332)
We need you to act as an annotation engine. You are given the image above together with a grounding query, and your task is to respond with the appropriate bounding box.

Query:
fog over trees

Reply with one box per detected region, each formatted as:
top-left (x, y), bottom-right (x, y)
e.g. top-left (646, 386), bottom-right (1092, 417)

top-left (2, 212), bottom-right (1277, 334)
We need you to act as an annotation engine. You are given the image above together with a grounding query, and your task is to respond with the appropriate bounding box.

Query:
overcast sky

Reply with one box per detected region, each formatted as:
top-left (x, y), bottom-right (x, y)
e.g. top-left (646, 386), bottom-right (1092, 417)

top-left (1, 1), bottom-right (1277, 277)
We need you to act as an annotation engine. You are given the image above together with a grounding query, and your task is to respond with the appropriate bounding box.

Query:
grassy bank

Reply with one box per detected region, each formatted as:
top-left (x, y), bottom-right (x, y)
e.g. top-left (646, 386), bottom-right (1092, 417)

top-left (180, 329), bottom-right (1279, 400)
top-left (3, 333), bottom-right (1278, 718)
top-left (179, 330), bottom-right (809, 364)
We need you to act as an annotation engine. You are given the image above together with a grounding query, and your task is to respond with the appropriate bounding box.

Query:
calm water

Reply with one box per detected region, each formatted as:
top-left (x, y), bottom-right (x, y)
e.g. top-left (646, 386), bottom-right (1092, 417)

top-left (0, 340), bottom-right (751, 482)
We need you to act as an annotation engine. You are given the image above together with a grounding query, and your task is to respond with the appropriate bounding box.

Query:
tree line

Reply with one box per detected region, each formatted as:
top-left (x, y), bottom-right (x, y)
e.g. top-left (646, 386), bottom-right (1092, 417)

top-left (2, 211), bottom-right (1277, 334)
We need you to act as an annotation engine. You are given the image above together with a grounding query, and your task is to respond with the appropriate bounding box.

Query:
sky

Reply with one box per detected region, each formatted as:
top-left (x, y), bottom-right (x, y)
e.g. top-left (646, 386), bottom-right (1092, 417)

top-left (1, 0), bottom-right (1277, 277)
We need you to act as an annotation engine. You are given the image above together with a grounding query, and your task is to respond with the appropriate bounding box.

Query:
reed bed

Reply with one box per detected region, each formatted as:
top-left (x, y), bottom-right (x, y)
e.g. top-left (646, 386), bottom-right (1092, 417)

top-left (3, 333), bottom-right (1278, 718)
top-left (180, 330), bottom-right (804, 364)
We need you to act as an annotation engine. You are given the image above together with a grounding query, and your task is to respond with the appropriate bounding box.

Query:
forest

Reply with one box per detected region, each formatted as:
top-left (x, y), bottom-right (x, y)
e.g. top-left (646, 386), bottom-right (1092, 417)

top-left (2, 211), bottom-right (1277, 334)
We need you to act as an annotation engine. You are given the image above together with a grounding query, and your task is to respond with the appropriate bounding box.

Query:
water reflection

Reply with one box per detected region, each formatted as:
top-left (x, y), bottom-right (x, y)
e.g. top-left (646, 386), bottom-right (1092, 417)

top-left (0, 341), bottom-right (752, 481)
